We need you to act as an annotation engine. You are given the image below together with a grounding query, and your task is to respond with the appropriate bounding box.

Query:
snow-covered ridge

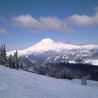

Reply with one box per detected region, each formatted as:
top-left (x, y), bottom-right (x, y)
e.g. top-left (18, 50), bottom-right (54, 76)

top-left (7, 38), bottom-right (98, 56)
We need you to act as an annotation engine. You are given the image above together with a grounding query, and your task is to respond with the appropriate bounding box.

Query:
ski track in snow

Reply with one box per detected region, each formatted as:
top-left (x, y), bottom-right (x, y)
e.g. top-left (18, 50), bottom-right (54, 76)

top-left (0, 65), bottom-right (98, 98)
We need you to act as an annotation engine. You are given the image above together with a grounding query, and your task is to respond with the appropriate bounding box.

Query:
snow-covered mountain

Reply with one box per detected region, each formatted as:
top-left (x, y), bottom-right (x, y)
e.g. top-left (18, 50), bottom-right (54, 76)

top-left (7, 38), bottom-right (79, 56)
top-left (0, 65), bottom-right (98, 98)
top-left (8, 38), bottom-right (98, 65)
top-left (8, 38), bottom-right (98, 56)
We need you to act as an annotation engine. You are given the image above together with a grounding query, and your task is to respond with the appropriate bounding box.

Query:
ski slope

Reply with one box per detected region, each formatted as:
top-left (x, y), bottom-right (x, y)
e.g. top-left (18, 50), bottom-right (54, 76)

top-left (0, 65), bottom-right (98, 98)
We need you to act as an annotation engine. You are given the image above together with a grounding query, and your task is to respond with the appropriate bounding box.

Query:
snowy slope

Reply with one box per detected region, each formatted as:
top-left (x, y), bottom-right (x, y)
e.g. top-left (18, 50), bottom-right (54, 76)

top-left (0, 65), bottom-right (98, 98)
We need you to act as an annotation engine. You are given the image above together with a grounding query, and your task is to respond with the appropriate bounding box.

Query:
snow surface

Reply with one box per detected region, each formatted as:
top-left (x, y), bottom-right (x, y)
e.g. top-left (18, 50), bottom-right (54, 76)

top-left (0, 65), bottom-right (98, 98)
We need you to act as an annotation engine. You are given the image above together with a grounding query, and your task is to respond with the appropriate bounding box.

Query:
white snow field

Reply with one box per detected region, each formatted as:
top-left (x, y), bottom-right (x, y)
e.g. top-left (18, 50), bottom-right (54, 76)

top-left (0, 65), bottom-right (98, 98)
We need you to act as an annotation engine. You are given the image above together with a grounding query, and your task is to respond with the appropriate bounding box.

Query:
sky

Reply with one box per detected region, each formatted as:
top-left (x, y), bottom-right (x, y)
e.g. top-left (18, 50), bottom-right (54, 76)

top-left (0, 0), bottom-right (98, 50)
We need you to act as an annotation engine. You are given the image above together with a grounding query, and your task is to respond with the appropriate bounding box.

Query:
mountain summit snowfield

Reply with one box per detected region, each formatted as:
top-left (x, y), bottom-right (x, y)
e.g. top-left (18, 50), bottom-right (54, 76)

top-left (0, 65), bottom-right (98, 98)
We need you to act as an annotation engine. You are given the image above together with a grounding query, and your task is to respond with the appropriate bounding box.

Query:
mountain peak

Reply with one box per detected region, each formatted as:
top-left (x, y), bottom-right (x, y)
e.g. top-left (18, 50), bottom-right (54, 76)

top-left (38, 38), bottom-right (56, 45)
top-left (40, 38), bottom-right (54, 43)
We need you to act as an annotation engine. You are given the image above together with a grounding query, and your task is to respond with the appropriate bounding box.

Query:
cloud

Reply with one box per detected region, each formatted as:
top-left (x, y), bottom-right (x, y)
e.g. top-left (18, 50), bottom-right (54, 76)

top-left (0, 28), bottom-right (7, 34)
top-left (68, 9), bottom-right (98, 26)
top-left (12, 15), bottom-right (38, 28)
top-left (11, 7), bottom-right (98, 34)
top-left (12, 15), bottom-right (69, 33)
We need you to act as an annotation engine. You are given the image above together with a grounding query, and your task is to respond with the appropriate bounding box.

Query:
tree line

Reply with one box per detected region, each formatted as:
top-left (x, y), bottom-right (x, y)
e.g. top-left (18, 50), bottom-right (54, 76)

top-left (0, 44), bottom-right (22, 69)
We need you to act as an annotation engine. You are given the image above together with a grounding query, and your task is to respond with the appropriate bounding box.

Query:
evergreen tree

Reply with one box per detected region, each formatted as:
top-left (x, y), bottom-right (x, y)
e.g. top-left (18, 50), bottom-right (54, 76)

top-left (8, 54), bottom-right (13, 68)
top-left (0, 44), bottom-right (7, 65)
top-left (13, 50), bottom-right (20, 69)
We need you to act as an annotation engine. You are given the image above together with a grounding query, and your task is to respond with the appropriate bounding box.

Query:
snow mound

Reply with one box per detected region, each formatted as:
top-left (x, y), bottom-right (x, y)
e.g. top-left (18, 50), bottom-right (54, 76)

top-left (0, 65), bottom-right (98, 98)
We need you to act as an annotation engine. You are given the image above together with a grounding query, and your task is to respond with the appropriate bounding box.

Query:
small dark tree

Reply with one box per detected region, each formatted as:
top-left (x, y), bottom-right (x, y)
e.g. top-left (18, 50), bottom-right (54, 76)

top-left (0, 44), bottom-right (7, 65)
top-left (8, 54), bottom-right (14, 68)
top-left (13, 50), bottom-right (20, 69)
